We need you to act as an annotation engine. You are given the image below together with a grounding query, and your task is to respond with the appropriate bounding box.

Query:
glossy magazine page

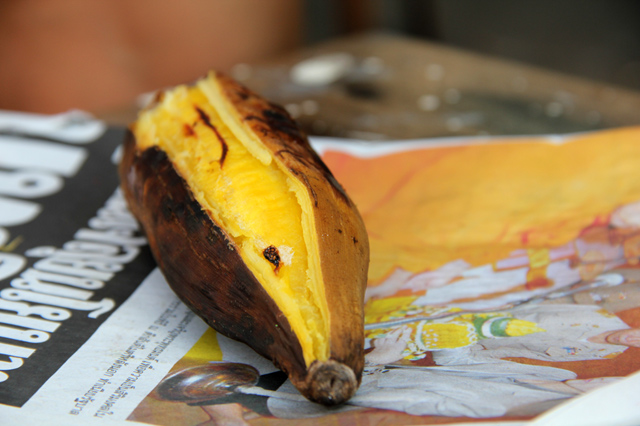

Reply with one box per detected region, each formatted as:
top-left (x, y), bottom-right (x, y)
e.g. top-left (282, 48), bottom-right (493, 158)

top-left (1, 111), bottom-right (639, 425)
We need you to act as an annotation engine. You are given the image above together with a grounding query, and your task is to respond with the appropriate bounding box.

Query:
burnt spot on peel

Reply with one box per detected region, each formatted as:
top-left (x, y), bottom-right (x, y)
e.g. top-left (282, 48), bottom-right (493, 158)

top-left (262, 106), bottom-right (305, 144)
top-left (325, 173), bottom-right (350, 204)
top-left (195, 106), bottom-right (229, 167)
top-left (236, 88), bottom-right (250, 100)
top-left (263, 108), bottom-right (289, 122)
top-left (244, 114), bottom-right (267, 124)
top-left (263, 246), bottom-right (281, 273)
top-left (276, 148), bottom-right (315, 169)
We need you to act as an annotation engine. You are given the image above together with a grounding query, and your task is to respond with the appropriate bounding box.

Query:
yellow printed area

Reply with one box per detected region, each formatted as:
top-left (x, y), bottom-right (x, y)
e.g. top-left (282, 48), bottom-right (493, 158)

top-left (133, 78), bottom-right (327, 366)
top-left (323, 127), bottom-right (640, 282)
top-left (505, 319), bottom-right (546, 337)
top-left (182, 328), bottom-right (223, 363)
top-left (364, 296), bottom-right (420, 323)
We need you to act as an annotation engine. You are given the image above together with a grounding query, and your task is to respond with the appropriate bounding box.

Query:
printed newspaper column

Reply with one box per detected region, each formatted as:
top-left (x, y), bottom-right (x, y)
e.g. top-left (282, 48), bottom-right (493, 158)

top-left (21, 268), bottom-right (209, 420)
top-left (0, 112), bottom-right (157, 407)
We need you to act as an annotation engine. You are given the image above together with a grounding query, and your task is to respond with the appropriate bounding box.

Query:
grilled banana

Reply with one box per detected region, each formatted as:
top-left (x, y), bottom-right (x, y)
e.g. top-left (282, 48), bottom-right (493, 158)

top-left (119, 71), bottom-right (369, 405)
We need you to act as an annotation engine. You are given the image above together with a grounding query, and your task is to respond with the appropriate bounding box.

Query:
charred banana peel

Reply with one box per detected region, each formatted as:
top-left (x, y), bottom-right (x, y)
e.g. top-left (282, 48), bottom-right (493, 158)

top-left (119, 71), bottom-right (369, 405)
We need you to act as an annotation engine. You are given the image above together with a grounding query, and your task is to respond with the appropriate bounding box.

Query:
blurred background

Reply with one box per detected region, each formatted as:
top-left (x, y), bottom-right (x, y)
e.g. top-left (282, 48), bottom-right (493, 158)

top-left (1, 0), bottom-right (638, 123)
top-left (305, 0), bottom-right (640, 91)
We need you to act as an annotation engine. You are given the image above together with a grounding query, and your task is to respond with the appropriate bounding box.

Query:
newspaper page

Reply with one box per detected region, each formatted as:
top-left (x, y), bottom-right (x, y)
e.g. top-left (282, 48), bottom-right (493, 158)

top-left (1, 111), bottom-right (639, 425)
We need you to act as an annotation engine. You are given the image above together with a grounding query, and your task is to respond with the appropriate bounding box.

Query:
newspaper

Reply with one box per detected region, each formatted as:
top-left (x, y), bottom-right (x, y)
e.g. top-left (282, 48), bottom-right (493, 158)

top-left (1, 110), bottom-right (639, 426)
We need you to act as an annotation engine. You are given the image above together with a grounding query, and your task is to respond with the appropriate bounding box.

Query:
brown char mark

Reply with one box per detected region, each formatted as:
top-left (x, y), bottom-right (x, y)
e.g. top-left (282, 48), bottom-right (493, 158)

top-left (244, 115), bottom-right (267, 124)
top-left (276, 148), bottom-right (314, 169)
top-left (195, 106), bottom-right (229, 166)
top-left (262, 106), bottom-right (305, 144)
top-left (183, 124), bottom-right (195, 137)
top-left (236, 88), bottom-right (250, 100)
top-left (263, 245), bottom-right (281, 273)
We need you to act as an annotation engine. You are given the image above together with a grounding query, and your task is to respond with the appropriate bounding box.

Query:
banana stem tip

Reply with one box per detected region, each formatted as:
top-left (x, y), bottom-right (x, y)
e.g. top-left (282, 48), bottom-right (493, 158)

top-left (305, 360), bottom-right (358, 406)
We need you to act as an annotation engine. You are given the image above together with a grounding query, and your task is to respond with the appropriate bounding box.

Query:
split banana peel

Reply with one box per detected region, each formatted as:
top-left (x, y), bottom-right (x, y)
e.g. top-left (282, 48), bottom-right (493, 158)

top-left (119, 72), bottom-right (369, 405)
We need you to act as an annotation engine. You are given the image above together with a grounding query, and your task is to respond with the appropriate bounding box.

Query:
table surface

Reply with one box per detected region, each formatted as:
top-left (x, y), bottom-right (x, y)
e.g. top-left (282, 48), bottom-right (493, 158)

top-left (101, 33), bottom-right (640, 141)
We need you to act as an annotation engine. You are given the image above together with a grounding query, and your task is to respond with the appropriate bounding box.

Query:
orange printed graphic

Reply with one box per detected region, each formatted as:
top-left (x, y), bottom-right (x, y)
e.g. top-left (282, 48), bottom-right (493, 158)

top-left (323, 127), bottom-right (640, 283)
